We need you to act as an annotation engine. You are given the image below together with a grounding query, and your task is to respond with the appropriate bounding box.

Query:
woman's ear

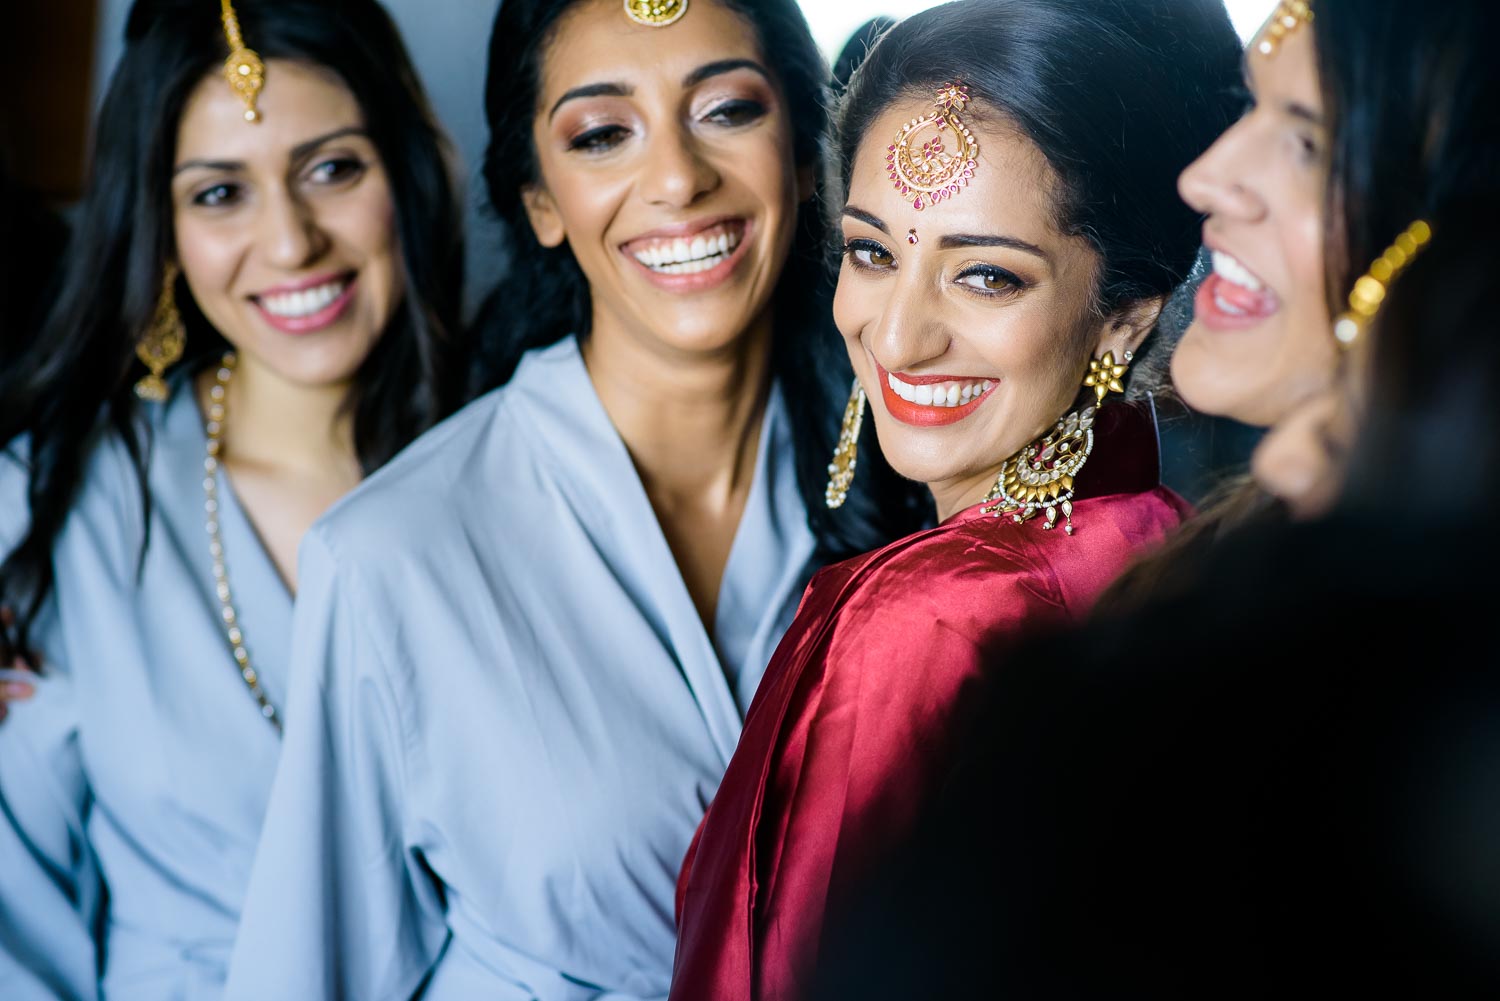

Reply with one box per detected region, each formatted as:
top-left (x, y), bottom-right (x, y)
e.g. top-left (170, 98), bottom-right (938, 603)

top-left (521, 183), bottom-right (567, 248)
top-left (1092, 295), bottom-right (1166, 360)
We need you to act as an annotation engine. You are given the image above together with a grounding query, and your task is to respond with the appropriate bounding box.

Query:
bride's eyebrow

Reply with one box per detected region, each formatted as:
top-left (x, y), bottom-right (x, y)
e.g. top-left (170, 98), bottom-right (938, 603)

top-left (939, 232), bottom-right (1048, 260)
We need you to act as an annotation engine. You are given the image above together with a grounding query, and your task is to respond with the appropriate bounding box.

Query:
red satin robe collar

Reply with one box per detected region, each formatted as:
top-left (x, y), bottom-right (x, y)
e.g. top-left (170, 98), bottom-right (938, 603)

top-left (671, 400), bottom-right (1187, 1001)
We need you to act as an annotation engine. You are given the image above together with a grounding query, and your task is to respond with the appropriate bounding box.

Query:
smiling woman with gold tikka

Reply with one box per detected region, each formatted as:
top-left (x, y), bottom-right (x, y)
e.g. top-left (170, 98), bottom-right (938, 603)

top-left (0, 1), bottom-right (466, 995)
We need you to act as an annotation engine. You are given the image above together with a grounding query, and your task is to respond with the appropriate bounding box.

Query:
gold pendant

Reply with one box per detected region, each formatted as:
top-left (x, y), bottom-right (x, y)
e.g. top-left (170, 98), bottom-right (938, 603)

top-left (624, 0), bottom-right (688, 27)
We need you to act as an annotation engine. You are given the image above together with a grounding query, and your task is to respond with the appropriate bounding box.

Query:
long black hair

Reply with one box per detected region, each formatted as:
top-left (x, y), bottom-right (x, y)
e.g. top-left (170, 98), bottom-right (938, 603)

top-left (1105, 0), bottom-right (1500, 610)
top-left (1314, 0), bottom-right (1499, 320)
top-left (1316, 0), bottom-right (1500, 519)
top-left (0, 0), bottom-right (468, 658)
top-left (472, 0), bottom-right (928, 561)
top-left (835, 0), bottom-right (1243, 385)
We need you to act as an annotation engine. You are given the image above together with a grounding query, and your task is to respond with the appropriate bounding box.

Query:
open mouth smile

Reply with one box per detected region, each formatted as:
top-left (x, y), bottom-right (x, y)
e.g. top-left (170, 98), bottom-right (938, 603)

top-left (876, 360), bottom-right (999, 428)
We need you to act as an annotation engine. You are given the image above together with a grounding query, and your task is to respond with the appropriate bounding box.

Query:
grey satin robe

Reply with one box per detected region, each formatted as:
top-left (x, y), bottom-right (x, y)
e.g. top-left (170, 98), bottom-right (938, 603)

top-left (0, 386), bottom-right (291, 1000)
top-left (223, 337), bottom-right (816, 1000)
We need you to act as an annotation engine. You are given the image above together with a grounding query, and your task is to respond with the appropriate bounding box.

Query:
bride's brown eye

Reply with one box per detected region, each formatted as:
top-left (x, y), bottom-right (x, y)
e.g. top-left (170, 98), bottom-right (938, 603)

top-left (956, 264), bottom-right (1026, 295)
top-left (846, 239), bottom-right (895, 269)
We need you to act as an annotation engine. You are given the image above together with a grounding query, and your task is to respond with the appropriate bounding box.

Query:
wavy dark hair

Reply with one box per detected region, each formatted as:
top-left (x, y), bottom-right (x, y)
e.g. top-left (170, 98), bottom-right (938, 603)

top-left (834, 0), bottom-right (1242, 397)
top-left (0, 0), bottom-right (467, 658)
top-left (472, 0), bottom-right (927, 560)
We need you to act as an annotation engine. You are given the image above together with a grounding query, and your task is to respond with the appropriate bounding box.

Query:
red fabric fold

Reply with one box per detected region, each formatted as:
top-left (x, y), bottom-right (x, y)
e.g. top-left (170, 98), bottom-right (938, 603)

top-left (671, 404), bottom-right (1190, 1001)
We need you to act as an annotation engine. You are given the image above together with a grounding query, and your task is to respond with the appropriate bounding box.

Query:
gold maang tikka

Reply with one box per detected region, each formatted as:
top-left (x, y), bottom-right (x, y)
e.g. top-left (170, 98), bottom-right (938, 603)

top-left (981, 351), bottom-right (1133, 535)
top-left (221, 0), bottom-right (265, 122)
top-left (624, 0), bottom-right (687, 27)
top-left (1333, 219), bottom-right (1432, 348)
top-left (886, 83), bottom-right (980, 212)
top-left (1255, 1), bottom-right (1313, 57)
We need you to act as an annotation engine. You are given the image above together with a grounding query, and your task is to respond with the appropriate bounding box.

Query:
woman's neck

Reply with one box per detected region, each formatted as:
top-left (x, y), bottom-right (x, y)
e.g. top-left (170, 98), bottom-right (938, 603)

top-left (582, 310), bottom-right (775, 632)
top-left (929, 468), bottom-right (1004, 524)
top-left (583, 314), bottom-right (773, 510)
top-left (196, 353), bottom-right (359, 481)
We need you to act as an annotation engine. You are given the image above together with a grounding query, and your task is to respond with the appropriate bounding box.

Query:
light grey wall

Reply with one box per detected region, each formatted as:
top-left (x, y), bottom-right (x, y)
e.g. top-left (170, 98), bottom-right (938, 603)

top-left (90, 0), bottom-right (507, 315)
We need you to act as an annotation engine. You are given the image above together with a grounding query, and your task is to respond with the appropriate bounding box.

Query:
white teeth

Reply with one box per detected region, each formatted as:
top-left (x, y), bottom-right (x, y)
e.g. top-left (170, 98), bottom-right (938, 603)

top-left (1211, 249), bottom-right (1264, 292)
top-left (259, 279), bottom-right (347, 318)
top-left (630, 224), bottom-right (744, 271)
top-left (1213, 287), bottom-right (1247, 316)
top-left (884, 372), bottom-right (995, 408)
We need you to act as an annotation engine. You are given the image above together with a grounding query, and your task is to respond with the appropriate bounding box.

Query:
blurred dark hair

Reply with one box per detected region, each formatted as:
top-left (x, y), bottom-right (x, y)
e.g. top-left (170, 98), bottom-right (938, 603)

top-left (831, 16), bottom-right (898, 91)
top-left (1342, 202), bottom-right (1500, 521)
top-left (0, 0), bottom-right (467, 658)
top-left (1314, 0), bottom-right (1500, 315)
top-left (475, 0), bottom-right (927, 559)
top-left (1106, 0), bottom-right (1500, 611)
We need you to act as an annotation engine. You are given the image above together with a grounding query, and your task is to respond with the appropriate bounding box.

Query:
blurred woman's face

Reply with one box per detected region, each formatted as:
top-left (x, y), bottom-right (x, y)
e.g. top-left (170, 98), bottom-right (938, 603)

top-left (171, 59), bottom-right (404, 390)
top-left (834, 100), bottom-right (1156, 520)
top-left (521, 0), bottom-right (805, 363)
top-left (1174, 25), bottom-right (1335, 427)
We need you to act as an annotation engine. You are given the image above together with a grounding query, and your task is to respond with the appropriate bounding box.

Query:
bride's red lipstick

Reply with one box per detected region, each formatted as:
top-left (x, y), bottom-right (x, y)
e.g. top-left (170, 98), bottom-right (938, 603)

top-left (875, 361), bottom-right (998, 428)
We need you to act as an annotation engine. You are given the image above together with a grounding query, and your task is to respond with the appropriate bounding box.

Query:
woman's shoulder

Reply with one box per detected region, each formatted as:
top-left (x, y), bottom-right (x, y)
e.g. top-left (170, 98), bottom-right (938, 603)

top-left (803, 519), bottom-right (1057, 649)
top-left (311, 388), bottom-right (516, 555)
top-left (310, 336), bottom-right (591, 562)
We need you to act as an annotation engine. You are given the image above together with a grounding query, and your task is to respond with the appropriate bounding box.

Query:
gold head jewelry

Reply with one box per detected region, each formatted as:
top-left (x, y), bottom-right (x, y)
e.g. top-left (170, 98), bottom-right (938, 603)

top-left (135, 264), bottom-right (187, 402)
top-left (221, 0), bottom-right (265, 122)
top-left (624, 0), bottom-right (687, 27)
top-left (1082, 351), bottom-right (1129, 406)
top-left (885, 82), bottom-right (980, 212)
top-left (1255, 1), bottom-right (1313, 57)
top-left (1333, 219), bottom-right (1432, 348)
top-left (825, 380), bottom-right (867, 509)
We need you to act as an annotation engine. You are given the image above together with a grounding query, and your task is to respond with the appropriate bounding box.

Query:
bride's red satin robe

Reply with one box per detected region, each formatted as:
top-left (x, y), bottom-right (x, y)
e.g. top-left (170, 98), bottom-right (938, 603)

top-left (671, 403), bottom-right (1190, 1001)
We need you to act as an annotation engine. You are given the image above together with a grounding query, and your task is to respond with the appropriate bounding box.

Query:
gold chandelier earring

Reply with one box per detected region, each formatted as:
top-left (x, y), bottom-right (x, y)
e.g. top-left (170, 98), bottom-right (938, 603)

top-left (825, 379), bottom-right (867, 509)
top-left (982, 351), bottom-right (1131, 535)
top-left (134, 264), bottom-right (187, 402)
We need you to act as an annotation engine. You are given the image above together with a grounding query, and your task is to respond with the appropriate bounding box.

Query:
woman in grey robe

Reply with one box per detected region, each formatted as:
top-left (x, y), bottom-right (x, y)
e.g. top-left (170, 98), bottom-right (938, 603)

top-left (0, 1), bottom-right (466, 996)
top-left (223, 0), bottom-right (924, 998)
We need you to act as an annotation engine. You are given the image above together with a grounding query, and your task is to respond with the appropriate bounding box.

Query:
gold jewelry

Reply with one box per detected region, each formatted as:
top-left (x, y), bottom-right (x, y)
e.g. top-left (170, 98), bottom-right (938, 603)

top-left (885, 83), bottom-right (980, 212)
top-left (1255, 1), bottom-right (1313, 57)
top-left (982, 406), bottom-right (1096, 536)
top-left (134, 264), bottom-right (186, 402)
top-left (907, 229), bottom-right (918, 245)
top-left (203, 351), bottom-right (282, 733)
top-left (980, 350), bottom-right (1127, 534)
top-left (624, 0), bottom-right (687, 27)
top-left (825, 379), bottom-right (866, 509)
top-left (1333, 219), bottom-right (1432, 348)
top-left (1082, 350), bottom-right (1129, 407)
top-left (221, 0), bottom-right (265, 122)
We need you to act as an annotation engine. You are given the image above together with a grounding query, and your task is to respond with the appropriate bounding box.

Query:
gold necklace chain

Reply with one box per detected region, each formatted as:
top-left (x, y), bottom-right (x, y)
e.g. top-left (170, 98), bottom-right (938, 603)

top-left (203, 351), bottom-right (282, 733)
